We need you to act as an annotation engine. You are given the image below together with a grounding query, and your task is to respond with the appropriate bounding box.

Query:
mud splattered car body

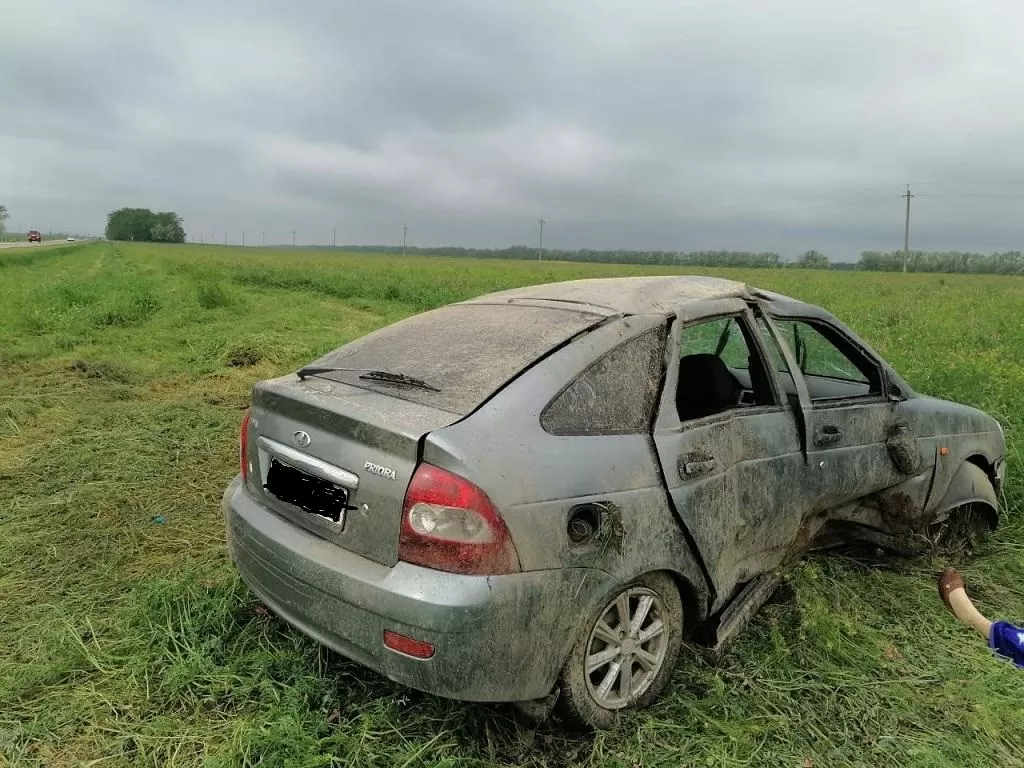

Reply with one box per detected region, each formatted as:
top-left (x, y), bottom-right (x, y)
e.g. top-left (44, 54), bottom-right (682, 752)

top-left (223, 276), bottom-right (1005, 727)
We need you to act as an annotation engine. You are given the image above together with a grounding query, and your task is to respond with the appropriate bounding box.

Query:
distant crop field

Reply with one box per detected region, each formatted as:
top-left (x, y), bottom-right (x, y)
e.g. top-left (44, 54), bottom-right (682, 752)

top-left (1, 242), bottom-right (1022, 767)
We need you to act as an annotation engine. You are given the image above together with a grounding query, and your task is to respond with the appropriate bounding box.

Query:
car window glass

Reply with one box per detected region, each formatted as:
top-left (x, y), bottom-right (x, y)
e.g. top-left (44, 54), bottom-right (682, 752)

top-left (315, 303), bottom-right (605, 415)
top-left (755, 316), bottom-right (789, 373)
top-left (772, 320), bottom-right (867, 383)
top-left (541, 326), bottom-right (667, 436)
top-left (679, 317), bottom-right (750, 369)
top-left (675, 315), bottom-right (774, 422)
top-left (770, 318), bottom-right (882, 401)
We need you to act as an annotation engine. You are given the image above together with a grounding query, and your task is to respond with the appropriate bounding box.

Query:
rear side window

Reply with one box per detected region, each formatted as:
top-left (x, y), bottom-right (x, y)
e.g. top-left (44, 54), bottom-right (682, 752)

top-left (310, 304), bottom-right (606, 415)
top-left (541, 326), bottom-right (667, 436)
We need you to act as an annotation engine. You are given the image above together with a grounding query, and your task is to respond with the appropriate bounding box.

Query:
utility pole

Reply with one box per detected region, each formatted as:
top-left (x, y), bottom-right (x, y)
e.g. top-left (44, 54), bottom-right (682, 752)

top-left (261, 231), bottom-right (265, 247)
top-left (537, 217), bottom-right (545, 261)
top-left (242, 231), bottom-right (246, 247)
top-left (333, 228), bottom-right (336, 247)
top-left (902, 184), bottom-right (913, 273)
top-left (292, 229), bottom-right (296, 248)
top-left (200, 233), bottom-right (203, 244)
top-left (402, 224), bottom-right (407, 257)
top-left (223, 232), bottom-right (227, 246)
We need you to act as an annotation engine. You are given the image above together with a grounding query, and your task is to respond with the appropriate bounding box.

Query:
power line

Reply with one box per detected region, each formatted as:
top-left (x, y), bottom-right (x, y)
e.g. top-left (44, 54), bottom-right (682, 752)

top-left (917, 192), bottom-right (1024, 199)
top-left (902, 184), bottom-right (914, 272)
top-left (553, 182), bottom-right (1024, 226)
top-left (553, 193), bottom-right (898, 227)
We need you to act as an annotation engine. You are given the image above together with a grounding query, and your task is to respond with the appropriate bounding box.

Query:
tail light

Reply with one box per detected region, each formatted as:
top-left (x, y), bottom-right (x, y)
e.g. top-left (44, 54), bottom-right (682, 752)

top-left (398, 463), bottom-right (520, 576)
top-left (240, 408), bottom-right (251, 480)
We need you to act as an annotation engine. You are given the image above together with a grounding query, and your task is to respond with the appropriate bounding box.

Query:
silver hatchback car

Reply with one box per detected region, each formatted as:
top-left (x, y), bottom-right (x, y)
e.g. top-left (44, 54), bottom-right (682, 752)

top-left (223, 275), bottom-right (1005, 728)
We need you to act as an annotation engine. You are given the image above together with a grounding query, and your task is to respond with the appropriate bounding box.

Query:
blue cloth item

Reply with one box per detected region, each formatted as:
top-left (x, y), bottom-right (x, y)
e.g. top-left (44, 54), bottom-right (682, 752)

top-left (988, 621), bottom-right (1024, 668)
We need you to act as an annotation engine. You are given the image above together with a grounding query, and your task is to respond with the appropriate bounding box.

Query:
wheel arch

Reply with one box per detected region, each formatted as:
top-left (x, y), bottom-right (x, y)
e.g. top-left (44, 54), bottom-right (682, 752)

top-left (665, 569), bottom-right (705, 635)
top-left (553, 567), bottom-right (689, 727)
top-left (558, 566), bottom-right (706, 670)
top-left (966, 453), bottom-right (998, 488)
top-left (937, 459), bottom-right (999, 530)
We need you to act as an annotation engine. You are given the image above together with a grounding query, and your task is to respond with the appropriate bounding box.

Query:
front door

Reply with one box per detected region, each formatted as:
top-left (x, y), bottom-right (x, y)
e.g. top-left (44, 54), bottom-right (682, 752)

top-left (653, 304), bottom-right (812, 610)
top-left (764, 316), bottom-right (917, 512)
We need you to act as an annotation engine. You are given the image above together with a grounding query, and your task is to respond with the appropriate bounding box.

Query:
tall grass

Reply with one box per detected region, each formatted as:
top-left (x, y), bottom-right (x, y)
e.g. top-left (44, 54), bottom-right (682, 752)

top-left (1, 242), bottom-right (1022, 767)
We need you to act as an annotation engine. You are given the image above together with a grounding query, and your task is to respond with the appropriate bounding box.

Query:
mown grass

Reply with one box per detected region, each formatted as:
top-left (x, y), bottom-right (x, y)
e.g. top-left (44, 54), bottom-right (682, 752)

top-left (1, 242), bottom-right (1022, 768)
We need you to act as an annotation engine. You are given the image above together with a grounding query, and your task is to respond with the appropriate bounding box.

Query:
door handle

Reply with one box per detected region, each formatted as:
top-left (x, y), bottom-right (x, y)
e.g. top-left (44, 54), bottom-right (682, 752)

top-left (680, 457), bottom-right (717, 477)
top-left (813, 424), bottom-right (842, 447)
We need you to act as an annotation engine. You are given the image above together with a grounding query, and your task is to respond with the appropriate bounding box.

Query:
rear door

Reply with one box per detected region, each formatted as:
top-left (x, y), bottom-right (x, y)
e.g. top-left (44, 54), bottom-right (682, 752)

top-left (652, 301), bottom-right (812, 609)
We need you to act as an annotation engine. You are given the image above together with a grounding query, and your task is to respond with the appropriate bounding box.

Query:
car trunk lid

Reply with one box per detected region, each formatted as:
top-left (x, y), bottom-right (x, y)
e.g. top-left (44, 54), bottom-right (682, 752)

top-left (248, 375), bottom-right (460, 566)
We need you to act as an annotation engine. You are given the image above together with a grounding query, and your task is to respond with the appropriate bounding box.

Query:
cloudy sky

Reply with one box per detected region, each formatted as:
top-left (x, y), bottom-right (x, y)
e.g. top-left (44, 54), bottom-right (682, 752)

top-left (4, 1), bottom-right (1024, 257)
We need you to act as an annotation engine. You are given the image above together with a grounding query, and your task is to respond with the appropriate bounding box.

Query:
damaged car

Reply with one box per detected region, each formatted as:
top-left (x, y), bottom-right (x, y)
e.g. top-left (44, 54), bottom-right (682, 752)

top-left (222, 275), bottom-right (1006, 728)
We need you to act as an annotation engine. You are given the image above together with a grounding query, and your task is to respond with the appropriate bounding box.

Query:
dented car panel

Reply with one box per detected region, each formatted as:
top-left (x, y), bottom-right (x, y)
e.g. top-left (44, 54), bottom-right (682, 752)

top-left (422, 312), bottom-right (713, 678)
top-left (223, 275), bottom-right (1006, 713)
top-left (652, 305), bottom-right (811, 612)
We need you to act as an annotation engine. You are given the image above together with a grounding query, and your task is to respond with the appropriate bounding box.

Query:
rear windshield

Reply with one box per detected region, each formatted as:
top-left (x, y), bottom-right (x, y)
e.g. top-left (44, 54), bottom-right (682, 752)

top-left (310, 303), bottom-right (606, 415)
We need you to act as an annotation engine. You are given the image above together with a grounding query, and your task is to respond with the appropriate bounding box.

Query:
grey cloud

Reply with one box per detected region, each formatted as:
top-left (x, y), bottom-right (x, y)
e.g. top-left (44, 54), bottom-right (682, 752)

top-left (4, 0), bottom-right (1024, 257)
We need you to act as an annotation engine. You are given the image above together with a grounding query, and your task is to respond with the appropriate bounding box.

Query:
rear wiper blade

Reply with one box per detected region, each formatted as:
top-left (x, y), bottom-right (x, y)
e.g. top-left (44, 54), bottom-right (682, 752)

top-left (296, 366), bottom-right (440, 392)
top-left (357, 370), bottom-right (441, 391)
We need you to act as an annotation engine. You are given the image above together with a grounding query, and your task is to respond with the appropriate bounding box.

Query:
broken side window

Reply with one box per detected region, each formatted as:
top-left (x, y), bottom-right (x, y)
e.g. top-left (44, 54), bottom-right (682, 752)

top-left (674, 314), bottom-right (775, 422)
top-left (770, 318), bottom-right (882, 401)
top-left (755, 315), bottom-right (789, 373)
top-left (541, 325), bottom-right (667, 436)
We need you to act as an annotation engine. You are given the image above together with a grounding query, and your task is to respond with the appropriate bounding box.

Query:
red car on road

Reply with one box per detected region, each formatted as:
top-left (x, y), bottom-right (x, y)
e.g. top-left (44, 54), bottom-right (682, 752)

top-left (27, 230), bottom-right (41, 243)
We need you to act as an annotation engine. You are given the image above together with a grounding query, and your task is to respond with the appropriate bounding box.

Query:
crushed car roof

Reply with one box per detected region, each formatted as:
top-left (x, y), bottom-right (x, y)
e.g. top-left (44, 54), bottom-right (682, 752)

top-left (462, 275), bottom-right (796, 316)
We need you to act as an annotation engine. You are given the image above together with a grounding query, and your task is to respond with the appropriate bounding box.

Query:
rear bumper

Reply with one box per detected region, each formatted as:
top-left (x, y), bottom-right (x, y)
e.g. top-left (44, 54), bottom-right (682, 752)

top-left (222, 476), bottom-right (598, 702)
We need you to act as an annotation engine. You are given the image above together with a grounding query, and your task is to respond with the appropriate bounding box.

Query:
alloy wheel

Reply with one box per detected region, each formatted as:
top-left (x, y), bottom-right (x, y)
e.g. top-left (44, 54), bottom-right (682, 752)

top-left (584, 587), bottom-right (669, 709)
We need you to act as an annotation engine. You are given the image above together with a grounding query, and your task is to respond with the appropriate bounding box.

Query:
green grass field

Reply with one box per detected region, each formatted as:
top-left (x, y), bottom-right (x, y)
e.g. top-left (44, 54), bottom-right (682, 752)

top-left (2, 242), bottom-right (1023, 767)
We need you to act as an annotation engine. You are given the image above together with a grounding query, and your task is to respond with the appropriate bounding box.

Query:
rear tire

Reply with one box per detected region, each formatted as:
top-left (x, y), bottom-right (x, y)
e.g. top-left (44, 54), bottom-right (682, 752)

top-left (556, 572), bottom-right (683, 729)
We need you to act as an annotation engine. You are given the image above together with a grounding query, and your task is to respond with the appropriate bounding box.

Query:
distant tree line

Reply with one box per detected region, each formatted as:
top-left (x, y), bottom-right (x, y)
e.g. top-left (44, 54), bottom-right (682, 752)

top-left (858, 250), bottom-right (1024, 274)
top-left (325, 244), bottom-right (1024, 274)
top-left (323, 245), bottom-right (835, 269)
top-left (217, 236), bottom-right (1024, 275)
top-left (105, 208), bottom-right (185, 243)
top-left (791, 250), bottom-right (830, 269)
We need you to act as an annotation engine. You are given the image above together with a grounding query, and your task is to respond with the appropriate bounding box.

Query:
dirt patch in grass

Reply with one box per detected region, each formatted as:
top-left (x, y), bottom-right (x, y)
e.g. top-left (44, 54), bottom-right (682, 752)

top-left (68, 359), bottom-right (137, 384)
top-left (221, 343), bottom-right (263, 368)
top-left (196, 282), bottom-right (233, 310)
